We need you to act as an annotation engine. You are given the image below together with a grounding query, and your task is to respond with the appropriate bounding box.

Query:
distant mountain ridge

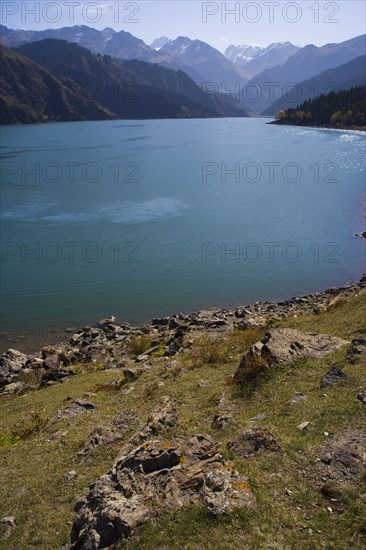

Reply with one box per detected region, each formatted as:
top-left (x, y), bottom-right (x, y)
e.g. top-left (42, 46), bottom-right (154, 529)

top-left (150, 37), bottom-right (172, 50)
top-left (0, 25), bottom-right (248, 87)
top-left (243, 34), bottom-right (366, 113)
top-left (225, 42), bottom-right (299, 77)
top-left (158, 36), bottom-right (249, 87)
top-left (14, 39), bottom-right (248, 122)
top-left (264, 55), bottom-right (366, 115)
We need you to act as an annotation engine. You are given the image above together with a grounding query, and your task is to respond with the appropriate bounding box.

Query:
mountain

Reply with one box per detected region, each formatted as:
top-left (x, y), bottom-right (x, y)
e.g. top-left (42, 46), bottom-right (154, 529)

top-left (159, 36), bottom-right (249, 87)
top-left (225, 42), bottom-right (299, 76)
top-left (0, 24), bottom-right (151, 58)
top-left (0, 25), bottom-right (239, 86)
top-left (150, 37), bottom-right (172, 50)
top-left (122, 59), bottom-right (248, 116)
top-left (243, 42), bottom-right (300, 77)
top-left (225, 44), bottom-right (264, 66)
top-left (0, 45), bottom-right (115, 125)
top-left (264, 55), bottom-right (366, 115)
top-left (15, 39), bottom-right (248, 119)
top-left (272, 85), bottom-right (365, 128)
top-left (244, 34), bottom-right (366, 113)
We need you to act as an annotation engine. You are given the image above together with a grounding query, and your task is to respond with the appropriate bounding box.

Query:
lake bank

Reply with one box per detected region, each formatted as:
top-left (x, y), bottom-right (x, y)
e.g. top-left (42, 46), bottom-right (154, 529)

top-left (268, 120), bottom-right (366, 131)
top-left (1, 273), bottom-right (365, 394)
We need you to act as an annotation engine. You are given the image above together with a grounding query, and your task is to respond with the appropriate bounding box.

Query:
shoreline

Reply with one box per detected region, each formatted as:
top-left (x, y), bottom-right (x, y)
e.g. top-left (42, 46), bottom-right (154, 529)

top-left (1, 272), bottom-right (366, 356)
top-left (267, 120), bottom-right (366, 132)
top-left (1, 273), bottom-right (365, 395)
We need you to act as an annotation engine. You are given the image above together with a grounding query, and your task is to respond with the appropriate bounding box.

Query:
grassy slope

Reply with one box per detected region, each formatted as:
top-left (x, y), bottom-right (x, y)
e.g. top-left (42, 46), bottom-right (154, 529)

top-left (0, 293), bottom-right (365, 549)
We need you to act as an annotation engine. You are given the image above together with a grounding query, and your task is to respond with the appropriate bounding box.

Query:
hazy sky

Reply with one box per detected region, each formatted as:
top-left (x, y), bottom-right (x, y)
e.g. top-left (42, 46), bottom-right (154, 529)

top-left (1, 1), bottom-right (365, 52)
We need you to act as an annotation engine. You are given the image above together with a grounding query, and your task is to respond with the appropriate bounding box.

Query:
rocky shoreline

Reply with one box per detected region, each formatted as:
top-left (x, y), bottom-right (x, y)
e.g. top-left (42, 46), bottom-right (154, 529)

top-left (1, 275), bottom-right (365, 396)
top-left (268, 120), bottom-right (366, 131)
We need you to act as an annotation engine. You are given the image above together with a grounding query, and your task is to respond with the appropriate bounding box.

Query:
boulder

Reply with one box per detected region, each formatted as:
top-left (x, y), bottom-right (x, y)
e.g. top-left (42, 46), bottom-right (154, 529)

top-left (320, 366), bottom-right (349, 388)
top-left (70, 434), bottom-right (254, 549)
top-left (0, 349), bottom-right (28, 388)
top-left (137, 396), bottom-right (177, 440)
top-left (288, 392), bottom-right (307, 403)
top-left (320, 429), bottom-right (366, 481)
top-left (234, 328), bottom-right (348, 382)
top-left (51, 400), bottom-right (98, 422)
top-left (347, 337), bottom-right (366, 364)
top-left (43, 355), bottom-right (61, 370)
top-left (227, 426), bottom-right (281, 457)
top-left (98, 316), bottom-right (117, 326)
top-left (79, 410), bottom-right (138, 458)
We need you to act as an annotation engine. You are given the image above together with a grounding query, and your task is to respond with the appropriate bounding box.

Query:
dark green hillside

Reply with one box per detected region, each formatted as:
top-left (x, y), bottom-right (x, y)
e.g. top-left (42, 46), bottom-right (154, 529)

top-left (16, 39), bottom-right (245, 119)
top-left (273, 86), bottom-right (366, 128)
top-left (0, 45), bottom-right (116, 125)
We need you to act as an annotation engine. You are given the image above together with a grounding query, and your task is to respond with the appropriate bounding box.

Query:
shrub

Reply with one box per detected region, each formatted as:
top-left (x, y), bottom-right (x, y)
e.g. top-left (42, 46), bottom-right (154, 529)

top-left (128, 335), bottom-right (151, 357)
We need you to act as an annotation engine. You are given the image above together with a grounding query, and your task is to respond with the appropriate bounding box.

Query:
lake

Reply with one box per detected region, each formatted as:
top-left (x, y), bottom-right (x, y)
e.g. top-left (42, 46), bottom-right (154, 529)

top-left (0, 118), bottom-right (365, 352)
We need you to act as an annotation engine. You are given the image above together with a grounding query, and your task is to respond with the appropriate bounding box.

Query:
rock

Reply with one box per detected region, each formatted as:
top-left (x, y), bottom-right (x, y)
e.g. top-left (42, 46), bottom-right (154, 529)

top-left (198, 379), bottom-right (210, 388)
top-left (25, 357), bottom-right (44, 370)
top-left (212, 414), bottom-right (232, 431)
top-left (0, 515), bottom-right (16, 536)
top-left (248, 413), bottom-right (266, 422)
top-left (41, 369), bottom-right (74, 385)
top-left (152, 317), bottom-right (170, 327)
top-left (48, 430), bottom-right (68, 443)
top-left (320, 429), bottom-right (366, 481)
top-left (51, 400), bottom-right (98, 422)
top-left (43, 355), bottom-right (60, 370)
top-left (122, 368), bottom-right (141, 382)
top-left (99, 316), bottom-right (117, 325)
top-left (347, 337), bottom-right (366, 364)
top-left (320, 480), bottom-right (346, 502)
top-left (70, 434), bottom-right (254, 549)
top-left (297, 421), bottom-right (310, 431)
top-left (64, 471), bottom-right (77, 483)
top-left (137, 396), bottom-right (177, 441)
top-left (288, 392), bottom-right (307, 403)
top-left (73, 399), bottom-right (97, 410)
top-left (0, 516), bottom-right (16, 538)
top-left (11, 486), bottom-right (28, 497)
top-left (120, 386), bottom-right (135, 396)
top-left (0, 516), bottom-right (16, 527)
top-left (320, 366), bottom-right (349, 388)
top-left (41, 345), bottom-right (58, 359)
top-left (357, 390), bottom-right (366, 404)
top-left (328, 295), bottom-right (345, 308)
top-left (234, 329), bottom-right (349, 383)
top-left (0, 349), bottom-right (28, 388)
top-left (0, 381), bottom-right (31, 395)
top-left (79, 410), bottom-right (138, 458)
top-left (237, 315), bottom-right (267, 329)
top-left (227, 426), bottom-right (281, 457)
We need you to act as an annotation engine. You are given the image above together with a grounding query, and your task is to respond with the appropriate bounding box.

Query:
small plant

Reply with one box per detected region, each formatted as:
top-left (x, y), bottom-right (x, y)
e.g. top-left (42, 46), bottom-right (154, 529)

top-left (143, 381), bottom-right (160, 399)
top-left (234, 354), bottom-right (269, 386)
top-left (265, 317), bottom-right (282, 329)
top-left (94, 377), bottom-right (125, 392)
top-left (11, 411), bottom-right (48, 441)
top-left (0, 432), bottom-right (20, 450)
top-left (152, 342), bottom-right (166, 358)
top-left (128, 335), bottom-right (151, 357)
top-left (192, 335), bottom-right (228, 365)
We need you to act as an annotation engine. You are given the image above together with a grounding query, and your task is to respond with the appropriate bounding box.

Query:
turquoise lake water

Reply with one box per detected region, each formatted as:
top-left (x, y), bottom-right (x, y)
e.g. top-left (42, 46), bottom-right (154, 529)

top-left (0, 118), bottom-right (365, 351)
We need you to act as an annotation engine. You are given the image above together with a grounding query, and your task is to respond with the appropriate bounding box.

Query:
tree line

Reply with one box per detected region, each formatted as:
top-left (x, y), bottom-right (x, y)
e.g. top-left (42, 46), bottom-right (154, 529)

top-left (275, 86), bottom-right (365, 127)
